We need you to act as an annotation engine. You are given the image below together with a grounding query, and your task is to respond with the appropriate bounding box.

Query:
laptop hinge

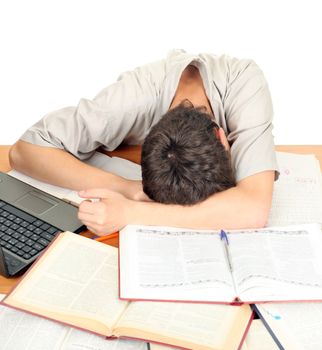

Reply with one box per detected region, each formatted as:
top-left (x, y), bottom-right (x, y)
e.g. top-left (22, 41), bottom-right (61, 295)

top-left (0, 246), bottom-right (9, 278)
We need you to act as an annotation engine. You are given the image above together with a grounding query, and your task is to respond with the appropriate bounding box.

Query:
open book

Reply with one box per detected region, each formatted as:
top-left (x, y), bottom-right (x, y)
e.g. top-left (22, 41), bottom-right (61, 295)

top-left (253, 302), bottom-right (322, 350)
top-left (1, 233), bottom-right (252, 350)
top-left (7, 152), bottom-right (142, 206)
top-left (119, 223), bottom-right (322, 304)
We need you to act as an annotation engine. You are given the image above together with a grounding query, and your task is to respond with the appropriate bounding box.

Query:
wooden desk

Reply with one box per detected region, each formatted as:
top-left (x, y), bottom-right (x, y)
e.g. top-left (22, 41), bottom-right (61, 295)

top-left (1, 144), bottom-right (322, 294)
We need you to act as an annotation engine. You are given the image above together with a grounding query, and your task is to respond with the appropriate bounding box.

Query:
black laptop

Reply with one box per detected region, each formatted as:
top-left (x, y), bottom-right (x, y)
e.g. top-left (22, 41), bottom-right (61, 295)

top-left (0, 172), bottom-right (84, 277)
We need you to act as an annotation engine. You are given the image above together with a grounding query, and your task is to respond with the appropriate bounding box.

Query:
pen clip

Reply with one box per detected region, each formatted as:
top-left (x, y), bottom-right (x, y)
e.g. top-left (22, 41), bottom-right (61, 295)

top-left (220, 229), bottom-right (229, 244)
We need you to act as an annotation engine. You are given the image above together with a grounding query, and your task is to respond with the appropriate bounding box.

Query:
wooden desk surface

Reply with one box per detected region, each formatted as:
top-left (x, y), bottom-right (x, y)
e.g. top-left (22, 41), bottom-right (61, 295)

top-left (1, 144), bottom-right (322, 294)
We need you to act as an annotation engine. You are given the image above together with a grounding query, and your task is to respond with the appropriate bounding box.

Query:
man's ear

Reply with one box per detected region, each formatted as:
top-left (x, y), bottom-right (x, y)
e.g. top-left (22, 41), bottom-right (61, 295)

top-left (215, 128), bottom-right (230, 151)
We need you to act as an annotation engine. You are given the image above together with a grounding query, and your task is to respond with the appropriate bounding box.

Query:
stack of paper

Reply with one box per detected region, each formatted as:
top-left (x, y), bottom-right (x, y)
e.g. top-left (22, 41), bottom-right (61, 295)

top-left (268, 152), bottom-right (322, 226)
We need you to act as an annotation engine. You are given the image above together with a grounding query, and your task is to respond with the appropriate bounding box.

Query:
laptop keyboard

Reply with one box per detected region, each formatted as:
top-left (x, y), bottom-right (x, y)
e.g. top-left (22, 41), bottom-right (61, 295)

top-left (0, 200), bottom-right (60, 263)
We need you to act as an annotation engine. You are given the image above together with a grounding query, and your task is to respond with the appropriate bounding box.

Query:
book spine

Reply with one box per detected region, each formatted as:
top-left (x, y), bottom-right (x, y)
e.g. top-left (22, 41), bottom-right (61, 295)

top-left (237, 310), bottom-right (255, 350)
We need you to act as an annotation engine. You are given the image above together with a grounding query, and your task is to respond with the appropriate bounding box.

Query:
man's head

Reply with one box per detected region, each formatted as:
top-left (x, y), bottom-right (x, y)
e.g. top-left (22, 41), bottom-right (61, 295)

top-left (141, 104), bottom-right (235, 205)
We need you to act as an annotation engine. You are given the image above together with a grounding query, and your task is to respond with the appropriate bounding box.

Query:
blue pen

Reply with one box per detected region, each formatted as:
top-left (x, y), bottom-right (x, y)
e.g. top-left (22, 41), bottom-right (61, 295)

top-left (220, 229), bottom-right (233, 272)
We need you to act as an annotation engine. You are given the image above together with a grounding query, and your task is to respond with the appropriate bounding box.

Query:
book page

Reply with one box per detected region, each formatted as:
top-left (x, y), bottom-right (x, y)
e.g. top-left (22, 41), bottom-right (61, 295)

top-left (0, 302), bottom-right (67, 350)
top-left (256, 302), bottom-right (322, 350)
top-left (149, 319), bottom-right (278, 350)
top-left (268, 152), bottom-right (322, 226)
top-left (8, 151), bottom-right (141, 205)
top-left (115, 301), bottom-right (252, 350)
top-left (227, 224), bottom-right (322, 302)
top-left (61, 328), bottom-right (147, 350)
top-left (4, 232), bottom-right (128, 336)
top-left (85, 152), bottom-right (141, 180)
top-left (120, 225), bottom-right (235, 303)
top-left (0, 303), bottom-right (147, 350)
top-left (241, 319), bottom-right (279, 350)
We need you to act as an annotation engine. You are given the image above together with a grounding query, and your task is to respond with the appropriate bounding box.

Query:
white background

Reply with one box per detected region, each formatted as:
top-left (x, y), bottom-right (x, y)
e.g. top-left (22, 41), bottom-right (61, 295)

top-left (0, 0), bottom-right (321, 145)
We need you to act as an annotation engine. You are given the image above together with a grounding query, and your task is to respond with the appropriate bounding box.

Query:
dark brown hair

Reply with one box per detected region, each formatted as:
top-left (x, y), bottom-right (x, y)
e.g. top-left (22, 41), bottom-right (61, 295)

top-left (141, 105), bottom-right (235, 205)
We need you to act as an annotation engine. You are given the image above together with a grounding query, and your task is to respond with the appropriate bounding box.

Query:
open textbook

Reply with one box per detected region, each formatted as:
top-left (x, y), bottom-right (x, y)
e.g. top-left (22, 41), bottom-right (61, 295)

top-left (1, 233), bottom-right (253, 350)
top-left (119, 223), bottom-right (322, 303)
top-left (253, 302), bottom-right (322, 350)
top-left (7, 151), bottom-right (142, 206)
top-left (0, 294), bottom-right (147, 350)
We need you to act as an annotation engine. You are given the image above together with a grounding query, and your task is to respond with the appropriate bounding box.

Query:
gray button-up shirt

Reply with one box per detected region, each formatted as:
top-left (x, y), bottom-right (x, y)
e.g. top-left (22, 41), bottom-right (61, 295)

top-left (20, 49), bottom-right (278, 182)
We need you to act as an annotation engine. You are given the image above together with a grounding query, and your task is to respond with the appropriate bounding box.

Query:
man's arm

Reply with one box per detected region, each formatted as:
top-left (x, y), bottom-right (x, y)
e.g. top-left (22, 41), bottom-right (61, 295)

top-left (10, 58), bottom-right (165, 198)
top-left (131, 171), bottom-right (274, 229)
top-left (9, 140), bottom-right (144, 200)
top-left (78, 171), bottom-right (275, 234)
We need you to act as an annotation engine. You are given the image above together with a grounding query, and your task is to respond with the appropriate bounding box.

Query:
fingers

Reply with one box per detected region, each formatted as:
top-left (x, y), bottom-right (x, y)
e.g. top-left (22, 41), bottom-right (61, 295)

top-left (84, 224), bottom-right (100, 235)
top-left (81, 220), bottom-right (117, 235)
top-left (77, 211), bottom-right (95, 223)
top-left (79, 200), bottom-right (98, 215)
top-left (77, 188), bottom-right (126, 236)
top-left (78, 202), bottom-right (106, 223)
top-left (78, 200), bottom-right (114, 234)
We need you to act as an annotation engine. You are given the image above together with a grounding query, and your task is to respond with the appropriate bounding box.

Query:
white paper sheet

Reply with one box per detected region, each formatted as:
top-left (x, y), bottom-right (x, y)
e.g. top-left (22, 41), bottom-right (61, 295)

top-left (268, 152), bottom-right (322, 226)
top-left (8, 152), bottom-right (141, 205)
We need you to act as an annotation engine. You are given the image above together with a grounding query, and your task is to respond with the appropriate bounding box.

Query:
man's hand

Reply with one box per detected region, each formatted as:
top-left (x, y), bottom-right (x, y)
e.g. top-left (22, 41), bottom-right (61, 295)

top-left (78, 188), bottom-right (134, 235)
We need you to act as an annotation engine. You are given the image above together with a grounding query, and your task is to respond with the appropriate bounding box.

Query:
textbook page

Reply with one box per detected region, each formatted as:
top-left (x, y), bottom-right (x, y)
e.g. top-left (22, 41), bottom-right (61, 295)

top-left (115, 301), bottom-right (252, 350)
top-left (256, 302), bottom-right (322, 350)
top-left (149, 319), bottom-right (278, 350)
top-left (0, 302), bottom-right (147, 350)
top-left (119, 225), bottom-right (236, 303)
top-left (7, 151), bottom-right (142, 205)
top-left (4, 232), bottom-right (129, 336)
top-left (227, 224), bottom-right (322, 302)
top-left (241, 319), bottom-right (279, 350)
top-left (268, 152), bottom-right (322, 226)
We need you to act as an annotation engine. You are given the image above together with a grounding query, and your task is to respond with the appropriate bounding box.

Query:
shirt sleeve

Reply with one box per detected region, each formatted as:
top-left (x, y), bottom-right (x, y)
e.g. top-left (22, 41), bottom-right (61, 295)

top-left (224, 58), bottom-right (279, 182)
top-left (20, 60), bottom-right (165, 160)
